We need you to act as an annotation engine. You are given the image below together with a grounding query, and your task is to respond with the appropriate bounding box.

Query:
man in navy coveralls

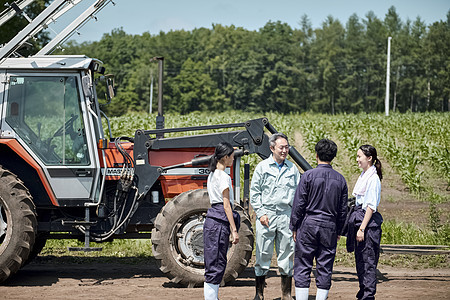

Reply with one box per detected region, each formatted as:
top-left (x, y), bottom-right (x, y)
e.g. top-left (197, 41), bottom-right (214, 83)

top-left (290, 139), bottom-right (348, 300)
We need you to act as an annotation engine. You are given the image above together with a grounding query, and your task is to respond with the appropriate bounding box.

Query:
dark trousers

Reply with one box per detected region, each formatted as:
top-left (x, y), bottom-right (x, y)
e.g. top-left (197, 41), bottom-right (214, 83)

top-left (354, 225), bottom-right (382, 300)
top-left (294, 218), bottom-right (337, 290)
top-left (203, 216), bottom-right (230, 284)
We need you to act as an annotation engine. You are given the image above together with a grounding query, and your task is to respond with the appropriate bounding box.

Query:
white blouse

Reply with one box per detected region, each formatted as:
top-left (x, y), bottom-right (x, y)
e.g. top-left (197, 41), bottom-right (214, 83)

top-left (355, 174), bottom-right (381, 212)
top-left (207, 169), bottom-right (234, 206)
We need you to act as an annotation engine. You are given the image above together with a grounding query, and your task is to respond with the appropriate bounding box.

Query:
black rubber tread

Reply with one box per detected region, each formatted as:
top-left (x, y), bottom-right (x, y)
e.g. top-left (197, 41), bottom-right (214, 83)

top-left (151, 189), bottom-right (254, 288)
top-left (23, 233), bottom-right (47, 266)
top-left (0, 165), bottom-right (37, 282)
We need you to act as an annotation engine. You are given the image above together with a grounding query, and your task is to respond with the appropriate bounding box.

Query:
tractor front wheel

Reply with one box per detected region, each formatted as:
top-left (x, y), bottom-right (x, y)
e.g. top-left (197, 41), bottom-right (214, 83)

top-left (151, 189), bottom-right (253, 287)
top-left (24, 232), bottom-right (47, 265)
top-left (0, 165), bottom-right (37, 282)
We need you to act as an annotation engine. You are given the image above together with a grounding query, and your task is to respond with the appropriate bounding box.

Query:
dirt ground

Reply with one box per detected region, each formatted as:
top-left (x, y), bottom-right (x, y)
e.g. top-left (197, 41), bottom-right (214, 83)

top-left (1, 257), bottom-right (449, 300)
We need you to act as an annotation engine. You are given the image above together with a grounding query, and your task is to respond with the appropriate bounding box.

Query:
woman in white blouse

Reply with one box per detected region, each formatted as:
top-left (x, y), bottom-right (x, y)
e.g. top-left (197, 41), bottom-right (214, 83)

top-left (348, 145), bottom-right (383, 300)
top-left (203, 142), bottom-right (239, 300)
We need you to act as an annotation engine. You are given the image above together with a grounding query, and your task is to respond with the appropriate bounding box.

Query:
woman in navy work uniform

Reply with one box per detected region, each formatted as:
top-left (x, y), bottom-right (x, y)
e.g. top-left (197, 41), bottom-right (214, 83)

top-left (347, 145), bottom-right (383, 300)
top-left (203, 142), bottom-right (240, 300)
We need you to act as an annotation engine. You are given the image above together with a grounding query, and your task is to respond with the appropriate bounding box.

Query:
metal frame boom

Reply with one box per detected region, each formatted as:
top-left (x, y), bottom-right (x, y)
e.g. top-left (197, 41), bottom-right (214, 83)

top-left (0, 0), bottom-right (114, 60)
top-left (0, 0), bottom-right (67, 60)
top-left (37, 0), bottom-right (113, 55)
top-left (0, 0), bottom-right (36, 27)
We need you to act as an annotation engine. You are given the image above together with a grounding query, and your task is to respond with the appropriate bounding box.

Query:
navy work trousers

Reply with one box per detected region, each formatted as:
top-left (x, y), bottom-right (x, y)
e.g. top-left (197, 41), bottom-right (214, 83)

top-left (355, 225), bottom-right (382, 300)
top-left (203, 216), bottom-right (230, 284)
top-left (294, 218), bottom-right (337, 290)
top-left (203, 204), bottom-right (240, 285)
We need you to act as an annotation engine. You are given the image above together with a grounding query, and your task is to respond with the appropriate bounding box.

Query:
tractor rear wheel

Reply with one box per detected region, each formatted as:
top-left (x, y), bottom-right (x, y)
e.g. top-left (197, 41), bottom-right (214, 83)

top-left (0, 166), bottom-right (37, 282)
top-left (151, 189), bottom-right (253, 287)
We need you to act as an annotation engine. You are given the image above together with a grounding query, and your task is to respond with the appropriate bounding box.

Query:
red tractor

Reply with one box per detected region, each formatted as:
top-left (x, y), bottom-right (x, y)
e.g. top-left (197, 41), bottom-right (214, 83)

top-left (0, 0), bottom-right (312, 286)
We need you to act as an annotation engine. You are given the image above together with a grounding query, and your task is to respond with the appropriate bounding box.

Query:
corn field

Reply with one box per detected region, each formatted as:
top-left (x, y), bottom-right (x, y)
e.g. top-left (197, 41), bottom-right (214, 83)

top-left (105, 111), bottom-right (449, 199)
top-left (103, 111), bottom-right (449, 245)
top-left (37, 111), bottom-right (450, 260)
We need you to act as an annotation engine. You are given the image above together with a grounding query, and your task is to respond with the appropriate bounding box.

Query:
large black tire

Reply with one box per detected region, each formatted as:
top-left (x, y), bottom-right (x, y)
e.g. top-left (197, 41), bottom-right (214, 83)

top-left (151, 189), bottom-right (254, 287)
top-left (23, 233), bottom-right (47, 265)
top-left (0, 166), bottom-right (37, 282)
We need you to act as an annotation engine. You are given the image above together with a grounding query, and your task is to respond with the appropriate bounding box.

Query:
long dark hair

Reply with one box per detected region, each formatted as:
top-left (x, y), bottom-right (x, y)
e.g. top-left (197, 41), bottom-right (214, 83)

top-left (209, 142), bottom-right (234, 172)
top-left (359, 144), bottom-right (382, 181)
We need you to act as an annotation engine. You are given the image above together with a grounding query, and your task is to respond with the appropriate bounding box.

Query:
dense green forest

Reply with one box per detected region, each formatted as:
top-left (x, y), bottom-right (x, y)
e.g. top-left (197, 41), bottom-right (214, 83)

top-left (2, 3), bottom-right (449, 115)
top-left (60, 7), bottom-right (450, 116)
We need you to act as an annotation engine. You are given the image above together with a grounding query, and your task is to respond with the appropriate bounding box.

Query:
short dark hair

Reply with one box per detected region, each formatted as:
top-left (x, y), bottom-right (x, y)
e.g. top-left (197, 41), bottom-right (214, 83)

top-left (315, 139), bottom-right (337, 162)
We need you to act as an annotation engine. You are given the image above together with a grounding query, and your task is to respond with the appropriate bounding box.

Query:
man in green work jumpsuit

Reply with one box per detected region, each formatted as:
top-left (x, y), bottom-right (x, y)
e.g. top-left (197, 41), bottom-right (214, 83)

top-left (250, 132), bottom-right (301, 300)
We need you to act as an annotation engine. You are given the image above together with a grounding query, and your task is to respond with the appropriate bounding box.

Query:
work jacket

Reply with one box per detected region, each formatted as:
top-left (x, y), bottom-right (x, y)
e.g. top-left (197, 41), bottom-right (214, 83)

top-left (250, 155), bottom-right (300, 219)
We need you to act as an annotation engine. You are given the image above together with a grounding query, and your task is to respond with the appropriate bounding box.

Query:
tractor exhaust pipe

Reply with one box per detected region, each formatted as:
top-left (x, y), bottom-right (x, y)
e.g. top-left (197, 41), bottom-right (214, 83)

top-left (151, 56), bottom-right (165, 138)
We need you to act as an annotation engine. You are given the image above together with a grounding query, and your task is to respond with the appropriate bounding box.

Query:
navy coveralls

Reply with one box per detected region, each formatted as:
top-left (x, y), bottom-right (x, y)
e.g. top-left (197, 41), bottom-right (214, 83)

top-left (203, 204), bottom-right (240, 284)
top-left (347, 206), bottom-right (383, 300)
top-left (290, 164), bottom-right (348, 290)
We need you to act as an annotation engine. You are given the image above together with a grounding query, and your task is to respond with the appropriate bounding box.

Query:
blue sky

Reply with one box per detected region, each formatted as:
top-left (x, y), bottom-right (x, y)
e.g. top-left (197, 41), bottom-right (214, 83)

top-left (54, 0), bottom-right (449, 43)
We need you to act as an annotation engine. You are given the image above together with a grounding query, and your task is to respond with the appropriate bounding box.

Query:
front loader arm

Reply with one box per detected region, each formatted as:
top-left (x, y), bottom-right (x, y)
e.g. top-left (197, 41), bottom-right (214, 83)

top-left (132, 118), bottom-right (312, 198)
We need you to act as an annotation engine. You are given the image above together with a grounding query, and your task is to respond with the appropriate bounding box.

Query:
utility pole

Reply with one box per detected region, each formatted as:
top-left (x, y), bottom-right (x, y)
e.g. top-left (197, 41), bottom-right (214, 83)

top-left (385, 36), bottom-right (392, 116)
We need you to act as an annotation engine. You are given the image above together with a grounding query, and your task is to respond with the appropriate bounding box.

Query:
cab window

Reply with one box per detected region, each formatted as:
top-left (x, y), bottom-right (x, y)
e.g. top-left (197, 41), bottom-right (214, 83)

top-left (5, 76), bottom-right (90, 165)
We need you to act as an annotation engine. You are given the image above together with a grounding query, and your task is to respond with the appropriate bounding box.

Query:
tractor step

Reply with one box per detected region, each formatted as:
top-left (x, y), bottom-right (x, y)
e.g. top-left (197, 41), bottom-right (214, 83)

top-left (65, 206), bottom-right (102, 252)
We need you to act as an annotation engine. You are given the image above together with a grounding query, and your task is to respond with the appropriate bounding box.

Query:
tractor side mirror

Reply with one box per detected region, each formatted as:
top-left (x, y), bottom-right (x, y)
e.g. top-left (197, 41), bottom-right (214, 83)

top-left (106, 76), bottom-right (115, 99)
top-left (82, 75), bottom-right (92, 98)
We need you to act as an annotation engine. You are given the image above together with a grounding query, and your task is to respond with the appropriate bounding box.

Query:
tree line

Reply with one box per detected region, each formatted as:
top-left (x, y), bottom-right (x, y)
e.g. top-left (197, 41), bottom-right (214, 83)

top-left (3, 3), bottom-right (449, 116)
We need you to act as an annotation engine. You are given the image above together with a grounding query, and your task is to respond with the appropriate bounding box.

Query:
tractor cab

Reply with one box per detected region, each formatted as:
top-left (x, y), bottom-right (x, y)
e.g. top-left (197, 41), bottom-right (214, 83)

top-left (0, 55), bottom-right (107, 206)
